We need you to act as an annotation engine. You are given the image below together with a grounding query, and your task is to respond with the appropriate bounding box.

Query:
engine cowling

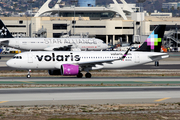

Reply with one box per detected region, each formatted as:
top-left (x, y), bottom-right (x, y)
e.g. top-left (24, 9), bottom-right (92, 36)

top-left (48, 70), bottom-right (61, 75)
top-left (61, 64), bottom-right (79, 76)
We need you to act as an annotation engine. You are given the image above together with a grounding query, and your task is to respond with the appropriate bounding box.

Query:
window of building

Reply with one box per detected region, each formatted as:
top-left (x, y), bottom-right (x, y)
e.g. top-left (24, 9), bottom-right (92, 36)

top-left (19, 20), bottom-right (23, 24)
top-left (115, 27), bottom-right (123, 29)
top-left (53, 24), bottom-right (67, 30)
top-left (75, 26), bottom-right (106, 28)
top-left (53, 33), bottom-right (64, 38)
top-left (6, 25), bottom-right (26, 27)
top-left (115, 27), bottom-right (134, 29)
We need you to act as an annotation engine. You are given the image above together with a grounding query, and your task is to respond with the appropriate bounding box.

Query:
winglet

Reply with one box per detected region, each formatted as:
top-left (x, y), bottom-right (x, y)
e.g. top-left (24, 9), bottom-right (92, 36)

top-left (119, 48), bottom-right (131, 60)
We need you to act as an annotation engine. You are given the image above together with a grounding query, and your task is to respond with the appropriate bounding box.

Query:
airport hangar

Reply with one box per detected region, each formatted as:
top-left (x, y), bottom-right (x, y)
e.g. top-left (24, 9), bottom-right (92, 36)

top-left (0, 0), bottom-right (180, 46)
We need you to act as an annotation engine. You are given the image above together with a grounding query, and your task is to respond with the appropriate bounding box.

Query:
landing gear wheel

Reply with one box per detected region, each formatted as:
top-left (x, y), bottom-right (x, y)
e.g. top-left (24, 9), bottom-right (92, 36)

top-left (27, 74), bottom-right (31, 78)
top-left (155, 61), bottom-right (159, 66)
top-left (27, 69), bottom-right (31, 78)
top-left (77, 73), bottom-right (83, 78)
top-left (85, 73), bottom-right (92, 78)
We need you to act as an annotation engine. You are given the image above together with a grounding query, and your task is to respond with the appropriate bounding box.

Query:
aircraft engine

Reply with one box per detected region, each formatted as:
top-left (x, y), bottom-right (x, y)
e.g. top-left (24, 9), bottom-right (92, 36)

top-left (48, 70), bottom-right (62, 75)
top-left (61, 64), bottom-right (79, 76)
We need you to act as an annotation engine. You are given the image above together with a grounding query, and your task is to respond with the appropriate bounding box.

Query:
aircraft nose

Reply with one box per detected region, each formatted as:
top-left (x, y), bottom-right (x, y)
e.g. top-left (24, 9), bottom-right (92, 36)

top-left (6, 59), bottom-right (15, 67)
top-left (104, 44), bottom-right (108, 49)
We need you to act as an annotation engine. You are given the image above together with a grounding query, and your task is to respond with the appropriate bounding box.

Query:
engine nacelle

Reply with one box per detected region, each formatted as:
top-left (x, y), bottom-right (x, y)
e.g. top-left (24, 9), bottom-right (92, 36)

top-left (48, 70), bottom-right (61, 75)
top-left (61, 64), bottom-right (79, 76)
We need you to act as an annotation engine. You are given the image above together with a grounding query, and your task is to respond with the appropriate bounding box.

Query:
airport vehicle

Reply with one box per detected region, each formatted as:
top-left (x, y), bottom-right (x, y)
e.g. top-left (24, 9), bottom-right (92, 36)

top-left (0, 45), bottom-right (21, 54)
top-left (0, 20), bottom-right (108, 51)
top-left (6, 25), bottom-right (168, 78)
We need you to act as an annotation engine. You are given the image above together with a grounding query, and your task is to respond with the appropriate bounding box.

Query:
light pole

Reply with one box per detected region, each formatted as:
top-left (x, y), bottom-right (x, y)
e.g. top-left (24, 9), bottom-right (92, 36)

top-left (56, 0), bottom-right (61, 17)
top-left (137, 0), bottom-right (146, 40)
top-left (27, 0), bottom-right (34, 37)
top-left (71, 0), bottom-right (78, 36)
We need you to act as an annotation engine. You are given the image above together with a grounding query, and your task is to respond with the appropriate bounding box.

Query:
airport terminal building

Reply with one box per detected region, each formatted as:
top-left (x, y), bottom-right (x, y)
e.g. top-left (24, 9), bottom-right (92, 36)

top-left (0, 0), bottom-right (180, 47)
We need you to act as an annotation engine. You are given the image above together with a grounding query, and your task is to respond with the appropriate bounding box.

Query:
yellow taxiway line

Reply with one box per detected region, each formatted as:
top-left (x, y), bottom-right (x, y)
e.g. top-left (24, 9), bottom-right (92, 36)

top-left (0, 101), bottom-right (8, 104)
top-left (155, 97), bottom-right (171, 102)
top-left (21, 81), bottom-right (34, 84)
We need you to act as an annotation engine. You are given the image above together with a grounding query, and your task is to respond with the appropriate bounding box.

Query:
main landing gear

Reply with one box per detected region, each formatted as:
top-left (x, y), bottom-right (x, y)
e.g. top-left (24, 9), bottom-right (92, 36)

top-left (155, 61), bottom-right (159, 66)
top-left (27, 69), bottom-right (31, 78)
top-left (77, 72), bottom-right (83, 78)
top-left (85, 73), bottom-right (91, 78)
top-left (76, 72), bottom-right (92, 78)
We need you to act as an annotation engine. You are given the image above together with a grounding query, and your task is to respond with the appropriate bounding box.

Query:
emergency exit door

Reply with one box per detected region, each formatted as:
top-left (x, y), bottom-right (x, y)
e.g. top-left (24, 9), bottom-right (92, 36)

top-left (134, 53), bottom-right (140, 63)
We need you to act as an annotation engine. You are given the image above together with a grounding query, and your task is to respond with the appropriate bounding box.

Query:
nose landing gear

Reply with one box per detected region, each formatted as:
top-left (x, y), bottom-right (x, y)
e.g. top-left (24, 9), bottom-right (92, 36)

top-left (27, 69), bottom-right (31, 78)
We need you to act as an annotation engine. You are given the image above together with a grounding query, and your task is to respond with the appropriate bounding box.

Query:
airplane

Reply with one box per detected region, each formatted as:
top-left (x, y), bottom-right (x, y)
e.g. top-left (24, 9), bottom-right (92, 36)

top-left (6, 25), bottom-right (169, 78)
top-left (0, 19), bottom-right (108, 51)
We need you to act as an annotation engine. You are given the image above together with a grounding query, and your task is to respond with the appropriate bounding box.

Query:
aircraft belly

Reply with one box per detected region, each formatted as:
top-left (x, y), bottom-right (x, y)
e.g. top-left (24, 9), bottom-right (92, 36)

top-left (36, 62), bottom-right (56, 69)
top-left (17, 61), bottom-right (55, 69)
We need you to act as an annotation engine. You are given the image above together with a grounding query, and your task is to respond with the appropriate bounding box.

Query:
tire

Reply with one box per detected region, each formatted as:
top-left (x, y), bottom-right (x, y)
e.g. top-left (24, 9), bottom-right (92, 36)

top-left (157, 62), bottom-right (159, 66)
top-left (85, 73), bottom-right (91, 78)
top-left (77, 73), bottom-right (83, 78)
top-left (27, 74), bottom-right (31, 78)
top-left (155, 61), bottom-right (159, 66)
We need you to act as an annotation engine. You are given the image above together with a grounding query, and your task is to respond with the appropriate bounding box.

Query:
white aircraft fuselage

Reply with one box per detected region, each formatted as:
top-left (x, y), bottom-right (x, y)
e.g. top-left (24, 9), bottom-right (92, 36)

top-left (1, 37), bottom-right (108, 51)
top-left (6, 51), bottom-right (169, 70)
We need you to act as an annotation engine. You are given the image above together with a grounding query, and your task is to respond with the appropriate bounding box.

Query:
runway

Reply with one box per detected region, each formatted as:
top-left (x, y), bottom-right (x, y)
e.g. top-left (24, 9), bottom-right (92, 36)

top-left (0, 77), bottom-right (180, 106)
top-left (1, 76), bottom-right (180, 83)
top-left (0, 87), bottom-right (180, 106)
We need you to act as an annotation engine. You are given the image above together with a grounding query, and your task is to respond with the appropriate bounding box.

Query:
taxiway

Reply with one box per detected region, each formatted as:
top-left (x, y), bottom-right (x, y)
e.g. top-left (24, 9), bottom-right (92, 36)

top-left (0, 87), bottom-right (180, 106)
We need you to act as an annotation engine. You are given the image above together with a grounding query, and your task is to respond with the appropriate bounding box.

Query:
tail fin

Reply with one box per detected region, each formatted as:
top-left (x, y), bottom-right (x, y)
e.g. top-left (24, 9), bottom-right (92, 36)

top-left (136, 25), bottom-right (166, 52)
top-left (0, 19), bottom-right (13, 38)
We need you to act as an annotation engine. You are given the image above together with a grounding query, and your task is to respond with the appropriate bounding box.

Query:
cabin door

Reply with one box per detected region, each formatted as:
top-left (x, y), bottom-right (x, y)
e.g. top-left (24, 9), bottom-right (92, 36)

top-left (134, 53), bottom-right (140, 63)
top-left (15, 40), bottom-right (20, 48)
top-left (28, 53), bottom-right (33, 63)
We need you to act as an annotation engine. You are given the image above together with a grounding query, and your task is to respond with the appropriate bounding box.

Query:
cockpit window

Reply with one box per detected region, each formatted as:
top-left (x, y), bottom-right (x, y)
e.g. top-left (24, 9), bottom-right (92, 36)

top-left (13, 56), bottom-right (22, 59)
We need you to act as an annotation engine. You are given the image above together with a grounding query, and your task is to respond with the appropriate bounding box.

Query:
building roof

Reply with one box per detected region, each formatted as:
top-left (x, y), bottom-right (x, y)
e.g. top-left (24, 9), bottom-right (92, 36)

top-left (34, 0), bottom-right (134, 20)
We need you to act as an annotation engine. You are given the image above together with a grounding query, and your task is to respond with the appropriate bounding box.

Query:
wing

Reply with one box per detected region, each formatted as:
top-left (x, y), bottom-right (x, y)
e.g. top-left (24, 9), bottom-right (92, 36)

top-left (0, 39), bottom-right (9, 43)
